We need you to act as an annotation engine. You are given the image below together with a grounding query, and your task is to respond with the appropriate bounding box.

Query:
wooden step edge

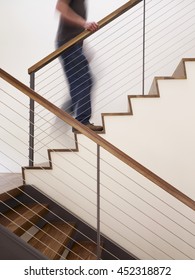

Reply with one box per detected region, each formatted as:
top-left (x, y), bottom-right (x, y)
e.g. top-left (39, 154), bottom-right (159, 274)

top-left (67, 241), bottom-right (104, 260)
top-left (148, 58), bottom-right (195, 95)
top-left (148, 77), bottom-right (160, 96)
top-left (0, 186), bottom-right (24, 203)
top-left (172, 58), bottom-right (195, 79)
top-left (22, 135), bottom-right (79, 176)
top-left (3, 203), bottom-right (49, 236)
top-left (28, 221), bottom-right (76, 260)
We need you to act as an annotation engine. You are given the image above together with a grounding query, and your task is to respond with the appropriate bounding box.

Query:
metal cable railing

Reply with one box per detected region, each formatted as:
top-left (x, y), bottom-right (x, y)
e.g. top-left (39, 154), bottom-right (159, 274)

top-left (0, 168), bottom-right (115, 260)
top-left (0, 183), bottom-right (106, 260)
top-left (30, 0), bottom-right (195, 160)
top-left (0, 155), bottom-right (194, 260)
top-left (35, 0), bottom-right (195, 95)
top-left (0, 85), bottom-right (128, 259)
top-left (1, 0), bottom-right (195, 260)
top-left (1, 149), bottom-right (194, 260)
top-left (1, 81), bottom-right (195, 259)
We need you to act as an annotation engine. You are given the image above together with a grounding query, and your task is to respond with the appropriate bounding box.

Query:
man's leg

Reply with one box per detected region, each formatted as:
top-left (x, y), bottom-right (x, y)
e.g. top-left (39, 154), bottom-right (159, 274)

top-left (57, 42), bottom-right (103, 131)
top-left (60, 44), bottom-right (92, 124)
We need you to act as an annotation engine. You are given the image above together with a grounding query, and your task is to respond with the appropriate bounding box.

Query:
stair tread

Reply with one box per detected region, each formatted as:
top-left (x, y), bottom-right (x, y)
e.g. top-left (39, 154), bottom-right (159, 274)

top-left (0, 186), bottom-right (23, 203)
top-left (0, 203), bottom-right (48, 236)
top-left (67, 241), bottom-right (103, 260)
top-left (28, 221), bottom-right (76, 260)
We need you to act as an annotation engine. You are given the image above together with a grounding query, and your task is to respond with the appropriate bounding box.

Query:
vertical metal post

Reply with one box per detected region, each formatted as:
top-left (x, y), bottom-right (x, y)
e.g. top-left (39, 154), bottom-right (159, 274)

top-left (97, 144), bottom-right (101, 259)
top-left (29, 72), bottom-right (35, 166)
top-left (142, 0), bottom-right (146, 95)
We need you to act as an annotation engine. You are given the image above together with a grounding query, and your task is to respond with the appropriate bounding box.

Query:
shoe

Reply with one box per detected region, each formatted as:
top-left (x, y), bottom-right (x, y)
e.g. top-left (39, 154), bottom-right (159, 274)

top-left (85, 122), bottom-right (103, 131)
top-left (72, 122), bottom-right (103, 133)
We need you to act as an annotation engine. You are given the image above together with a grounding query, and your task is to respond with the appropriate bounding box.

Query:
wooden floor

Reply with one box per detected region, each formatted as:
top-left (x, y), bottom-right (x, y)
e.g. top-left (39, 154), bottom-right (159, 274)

top-left (0, 173), bottom-right (23, 193)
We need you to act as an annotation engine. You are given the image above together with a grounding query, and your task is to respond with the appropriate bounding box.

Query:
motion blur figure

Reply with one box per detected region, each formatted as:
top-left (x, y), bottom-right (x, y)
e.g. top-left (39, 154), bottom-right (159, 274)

top-left (56, 0), bottom-right (103, 131)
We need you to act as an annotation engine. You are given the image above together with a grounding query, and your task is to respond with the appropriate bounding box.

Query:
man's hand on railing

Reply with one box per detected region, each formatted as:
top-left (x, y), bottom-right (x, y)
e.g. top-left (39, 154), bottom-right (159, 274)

top-left (84, 21), bottom-right (99, 32)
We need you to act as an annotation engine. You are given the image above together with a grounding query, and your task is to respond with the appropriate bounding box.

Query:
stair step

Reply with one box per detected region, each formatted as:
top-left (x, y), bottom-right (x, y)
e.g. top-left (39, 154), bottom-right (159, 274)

top-left (28, 221), bottom-right (76, 260)
top-left (0, 186), bottom-right (23, 203)
top-left (0, 203), bottom-right (48, 236)
top-left (67, 241), bottom-right (103, 260)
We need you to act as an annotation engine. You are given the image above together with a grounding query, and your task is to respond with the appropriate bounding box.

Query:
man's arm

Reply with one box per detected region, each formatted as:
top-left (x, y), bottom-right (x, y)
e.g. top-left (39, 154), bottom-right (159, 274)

top-left (56, 0), bottom-right (99, 32)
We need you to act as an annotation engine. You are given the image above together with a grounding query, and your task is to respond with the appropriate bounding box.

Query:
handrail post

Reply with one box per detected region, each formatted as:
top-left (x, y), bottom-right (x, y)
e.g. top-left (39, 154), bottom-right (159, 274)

top-left (97, 144), bottom-right (101, 259)
top-left (29, 72), bottom-right (35, 166)
top-left (142, 0), bottom-right (146, 95)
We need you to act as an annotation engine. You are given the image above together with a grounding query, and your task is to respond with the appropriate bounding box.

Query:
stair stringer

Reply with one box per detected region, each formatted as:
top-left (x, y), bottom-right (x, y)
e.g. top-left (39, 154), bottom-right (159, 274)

top-left (102, 59), bottom-right (195, 200)
top-left (23, 134), bottom-right (195, 260)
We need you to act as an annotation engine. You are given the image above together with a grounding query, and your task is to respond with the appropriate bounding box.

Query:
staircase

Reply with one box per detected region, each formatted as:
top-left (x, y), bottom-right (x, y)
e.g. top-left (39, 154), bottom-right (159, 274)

top-left (0, 59), bottom-right (195, 260)
top-left (0, 186), bottom-right (101, 260)
top-left (1, 0), bottom-right (195, 260)
top-left (102, 58), bottom-right (195, 200)
top-left (0, 185), bottom-right (133, 260)
top-left (0, 57), bottom-right (195, 259)
top-left (22, 58), bottom-right (195, 260)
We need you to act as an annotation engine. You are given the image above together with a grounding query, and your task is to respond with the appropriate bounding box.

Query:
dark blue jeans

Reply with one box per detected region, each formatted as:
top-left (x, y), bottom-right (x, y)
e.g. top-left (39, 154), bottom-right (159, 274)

top-left (57, 42), bottom-right (93, 124)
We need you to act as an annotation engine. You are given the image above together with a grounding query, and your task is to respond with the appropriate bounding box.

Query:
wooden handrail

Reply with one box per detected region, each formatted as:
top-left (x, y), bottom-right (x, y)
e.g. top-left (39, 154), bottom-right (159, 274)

top-left (1, 68), bottom-right (194, 210)
top-left (28, 0), bottom-right (143, 74)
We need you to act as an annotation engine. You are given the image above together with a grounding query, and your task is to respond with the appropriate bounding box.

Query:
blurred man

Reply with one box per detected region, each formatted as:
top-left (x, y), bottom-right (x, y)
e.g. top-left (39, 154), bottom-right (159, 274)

top-left (56, 0), bottom-right (103, 132)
